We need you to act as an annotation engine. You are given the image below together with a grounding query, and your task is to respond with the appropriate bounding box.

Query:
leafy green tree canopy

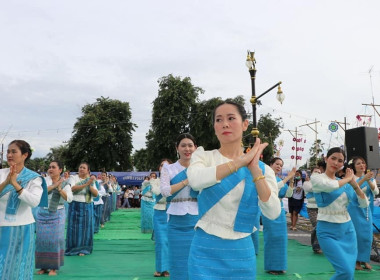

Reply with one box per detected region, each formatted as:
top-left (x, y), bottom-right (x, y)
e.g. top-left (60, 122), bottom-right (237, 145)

top-left (64, 96), bottom-right (136, 171)
top-left (145, 74), bottom-right (204, 169)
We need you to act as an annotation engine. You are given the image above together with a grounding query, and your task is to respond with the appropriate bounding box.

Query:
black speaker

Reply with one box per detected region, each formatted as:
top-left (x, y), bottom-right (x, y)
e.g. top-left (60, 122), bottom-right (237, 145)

top-left (345, 127), bottom-right (380, 169)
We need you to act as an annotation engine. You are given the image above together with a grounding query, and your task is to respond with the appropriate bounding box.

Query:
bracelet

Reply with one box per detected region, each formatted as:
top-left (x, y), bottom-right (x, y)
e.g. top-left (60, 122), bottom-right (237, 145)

top-left (16, 188), bottom-right (23, 193)
top-left (227, 162), bottom-right (234, 174)
top-left (253, 175), bottom-right (265, 183)
top-left (231, 161), bottom-right (238, 172)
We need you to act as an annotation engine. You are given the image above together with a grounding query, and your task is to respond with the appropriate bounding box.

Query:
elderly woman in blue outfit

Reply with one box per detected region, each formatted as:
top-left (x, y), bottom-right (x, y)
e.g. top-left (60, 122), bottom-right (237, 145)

top-left (0, 140), bottom-right (48, 280)
top-left (187, 101), bottom-right (281, 279)
top-left (347, 156), bottom-right (378, 271)
top-left (311, 147), bottom-right (368, 280)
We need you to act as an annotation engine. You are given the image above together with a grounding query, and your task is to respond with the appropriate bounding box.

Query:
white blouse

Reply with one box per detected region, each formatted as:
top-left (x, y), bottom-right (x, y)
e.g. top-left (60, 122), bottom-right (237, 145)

top-left (141, 180), bottom-right (155, 202)
top-left (160, 161), bottom-right (198, 216)
top-left (0, 168), bottom-right (43, 226)
top-left (45, 176), bottom-right (73, 209)
top-left (71, 175), bottom-right (96, 203)
top-left (94, 182), bottom-right (107, 206)
top-left (187, 147), bottom-right (281, 240)
top-left (355, 175), bottom-right (379, 197)
top-left (151, 178), bottom-right (167, 211)
top-left (311, 173), bottom-right (369, 223)
top-left (303, 180), bottom-right (317, 208)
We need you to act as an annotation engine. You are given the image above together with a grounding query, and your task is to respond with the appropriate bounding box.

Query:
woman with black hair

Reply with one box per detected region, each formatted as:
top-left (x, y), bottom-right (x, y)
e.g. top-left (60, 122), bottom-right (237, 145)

top-left (151, 158), bottom-right (172, 277)
top-left (288, 169), bottom-right (304, 230)
top-left (65, 162), bottom-right (98, 256)
top-left (0, 140), bottom-right (48, 280)
top-left (187, 101), bottom-right (280, 279)
top-left (311, 147), bottom-right (368, 279)
top-left (347, 156), bottom-right (378, 270)
top-left (35, 160), bottom-right (73, 276)
top-left (160, 133), bottom-right (198, 279)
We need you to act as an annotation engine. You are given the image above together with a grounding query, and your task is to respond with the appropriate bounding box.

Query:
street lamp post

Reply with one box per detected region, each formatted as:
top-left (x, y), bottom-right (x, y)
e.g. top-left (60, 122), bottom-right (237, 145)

top-left (246, 50), bottom-right (285, 141)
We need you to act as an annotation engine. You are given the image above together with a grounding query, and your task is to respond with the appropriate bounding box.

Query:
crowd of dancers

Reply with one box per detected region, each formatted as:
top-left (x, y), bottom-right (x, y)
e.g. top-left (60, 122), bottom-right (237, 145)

top-left (1, 100), bottom-right (379, 280)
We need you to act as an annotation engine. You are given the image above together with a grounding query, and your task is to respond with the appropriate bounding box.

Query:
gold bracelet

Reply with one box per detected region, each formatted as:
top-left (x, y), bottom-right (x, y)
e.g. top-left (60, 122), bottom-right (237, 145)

top-left (231, 161), bottom-right (238, 172)
top-left (253, 175), bottom-right (265, 183)
top-left (227, 162), bottom-right (234, 174)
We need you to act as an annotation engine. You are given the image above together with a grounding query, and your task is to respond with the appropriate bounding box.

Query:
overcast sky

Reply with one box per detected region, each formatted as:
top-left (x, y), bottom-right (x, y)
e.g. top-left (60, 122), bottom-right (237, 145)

top-left (1, 0), bottom-right (379, 170)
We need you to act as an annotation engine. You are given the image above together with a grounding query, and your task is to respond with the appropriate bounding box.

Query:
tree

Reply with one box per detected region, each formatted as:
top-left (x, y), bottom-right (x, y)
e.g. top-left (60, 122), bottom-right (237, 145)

top-left (64, 96), bottom-right (136, 171)
top-left (244, 113), bottom-right (283, 164)
top-left (145, 75), bottom-right (204, 169)
top-left (46, 145), bottom-right (69, 163)
top-left (26, 157), bottom-right (49, 173)
top-left (133, 148), bottom-right (150, 171)
top-left (189, 97), bottom-right (222, 150)
top-left (308, 139), bottom-right (325, 168)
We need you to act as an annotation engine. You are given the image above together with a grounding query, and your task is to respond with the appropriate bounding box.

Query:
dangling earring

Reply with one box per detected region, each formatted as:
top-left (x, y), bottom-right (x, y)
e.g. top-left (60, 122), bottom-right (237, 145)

top-left (176, 150), bottom-right (179, 159)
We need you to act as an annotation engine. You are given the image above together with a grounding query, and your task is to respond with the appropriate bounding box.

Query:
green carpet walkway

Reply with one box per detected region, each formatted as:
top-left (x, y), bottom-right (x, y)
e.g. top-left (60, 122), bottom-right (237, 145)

top-left (35, 209), bottom-right (380, 280)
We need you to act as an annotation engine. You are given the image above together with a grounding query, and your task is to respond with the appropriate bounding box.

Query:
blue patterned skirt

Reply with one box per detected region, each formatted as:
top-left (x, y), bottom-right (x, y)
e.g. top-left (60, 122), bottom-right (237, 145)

top-left (141, 199), bottom-right (155, 233)
top-left (168, 214), bottom-right (198, 280)
top-left (35, 208), bottom-right (66, 270)
top-left (65, 201), bottom-right (94, 256)
top-left (0, 223), bottom-right (35, 280)
top-left (93, 204), bottom-right (104, 233)
top-left (262, 209), bottom-right (287, 271)
top-left (153, 209), bottom-right (169, 272)
top-left (317, 220), bottom-right (356, 280)
top-left (189, 228), bottom-right (256, 280)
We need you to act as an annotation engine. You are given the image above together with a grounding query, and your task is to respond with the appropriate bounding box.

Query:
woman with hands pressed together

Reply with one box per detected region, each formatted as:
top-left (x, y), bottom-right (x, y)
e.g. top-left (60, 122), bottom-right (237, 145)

top-left (65, 162), bottom-right (98, 256)
top-left (0, 140), bottom-right (48, 280)
top-left (160, 133), bottom-right (198, 279)
top-left (35, 160), bottom-right (73, 276)
top-left (347, 156), bottom-right (378, 271)
top-left (311, 147), bottom-right (368, 280)
top-left (187, 101), bottom-right (281, 279)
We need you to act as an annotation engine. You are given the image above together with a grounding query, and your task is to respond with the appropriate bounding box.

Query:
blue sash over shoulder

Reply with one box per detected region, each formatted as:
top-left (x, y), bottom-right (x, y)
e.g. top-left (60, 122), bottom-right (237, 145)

top-left (277, 176), bottom-right (288, 199)
top-left (93, 180), bottom-right (101, 202)
top-left (166, 169), bottom-right (199, 203)
top-left (0, 167), bottom-right (48, 221)
top-left (198, 161), bottom-right (266, 233)
top-left (314, 180), bottom-right (357, 207)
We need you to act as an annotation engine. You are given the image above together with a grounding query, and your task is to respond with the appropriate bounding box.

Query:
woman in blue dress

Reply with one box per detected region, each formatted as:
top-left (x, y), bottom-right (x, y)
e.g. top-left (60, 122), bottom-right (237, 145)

top-left (0, 140), bottom-right (47, 280)
top-left (160, 133), bottom-right (198, 280)
top-left (261, 157), bottom-right (295, 275)
top-left (347, 156), bottom-right (378, 270)
top-left (311, 147), bottom-right (368, 280)
top-left (187, 101), bottom-right (281, 279)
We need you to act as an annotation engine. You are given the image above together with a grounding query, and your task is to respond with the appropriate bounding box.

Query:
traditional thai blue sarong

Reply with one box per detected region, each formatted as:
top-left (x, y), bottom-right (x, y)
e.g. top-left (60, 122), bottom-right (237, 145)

top-left (141, 199), bottom-right (155, 233)
top-left (106, 195), bottom-right (112, 221)
top-left (35, 208), bottom-right (65, 270)
top-left (93, 204), bottom-right (104, 233)
top-left (0, 223), bottom-right (35, 280)
top-left (261, 176), bottom-right (288, 271)
top-left (65, 201), bottom-right (94, 256)
top-left (101, 196), bottom-right (108, 225)
top-left (168, 214), bottom-right (198, 280)
top-left (347, 179), bottom-right (373, 263)
top-left (112, 192), bottom-right (117, 212)
top-left (153, 209), bottom-right (169, 272)
top-left (317, 220), bottom-right (356, 280)
top-left (262, 209), bottom-right (287, 271)
top-left (189, 228), bottom-right (256, 280)
top-left (251, 208), bottom-right (261, 255)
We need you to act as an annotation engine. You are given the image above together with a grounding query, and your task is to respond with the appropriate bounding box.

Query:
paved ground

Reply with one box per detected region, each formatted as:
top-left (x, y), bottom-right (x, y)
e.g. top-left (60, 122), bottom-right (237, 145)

top-left (284, 213), bottom-right (380, 264)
